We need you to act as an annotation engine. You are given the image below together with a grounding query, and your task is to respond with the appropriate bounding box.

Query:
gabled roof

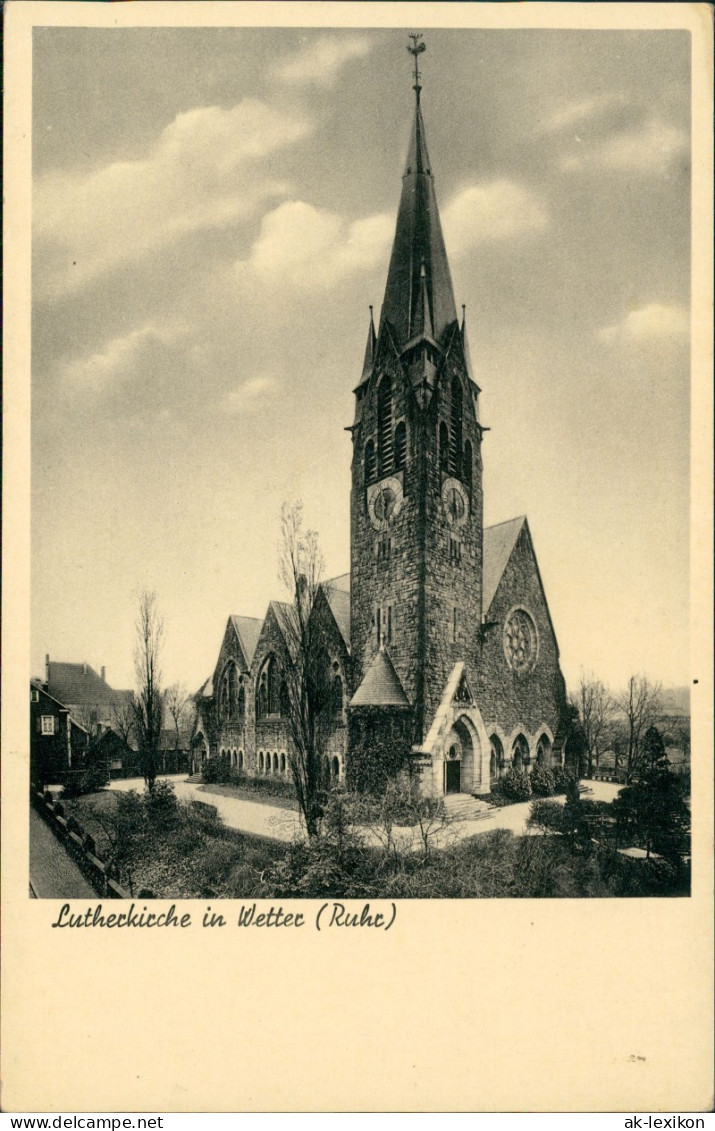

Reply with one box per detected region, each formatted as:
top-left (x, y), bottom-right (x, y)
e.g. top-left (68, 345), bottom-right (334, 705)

top-left (30, 681), bottom-right (89, 732)
top-left (350, 647), bottom-right (410, 708)
top-left (46, 661), bottom-right (117, 708)
top-left (482, 517), bottom-right (526, 613)
top-left (326, 572), bottom-right (350, 594)
top-left (325, 587), bottom-right (350, 650)
top-left (229, 615), bottom-right (263, 668)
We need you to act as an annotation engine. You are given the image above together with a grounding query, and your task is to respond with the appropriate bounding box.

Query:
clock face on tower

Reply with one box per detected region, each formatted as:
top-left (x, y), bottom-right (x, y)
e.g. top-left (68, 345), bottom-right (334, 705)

top-left (441, 478), bottom-right (468, 526)
top-left (367, 477), bottom-right (404, 530)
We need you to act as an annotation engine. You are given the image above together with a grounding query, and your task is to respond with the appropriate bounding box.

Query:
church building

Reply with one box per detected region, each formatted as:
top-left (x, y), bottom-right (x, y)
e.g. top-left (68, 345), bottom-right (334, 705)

top-left (194, 44), bottom-right (570, 798)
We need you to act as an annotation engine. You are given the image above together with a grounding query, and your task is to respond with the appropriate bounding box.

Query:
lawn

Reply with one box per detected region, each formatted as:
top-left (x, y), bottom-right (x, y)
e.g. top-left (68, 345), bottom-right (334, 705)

top-left (198, 780), bottom-right (299, 812)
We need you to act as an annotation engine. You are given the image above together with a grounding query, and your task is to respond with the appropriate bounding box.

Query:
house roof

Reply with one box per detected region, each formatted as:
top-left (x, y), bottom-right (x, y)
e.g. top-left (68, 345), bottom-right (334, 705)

top-left (482, 517), bottom-right (526, 613)
top-left (46, 661), bottom-right (117, 709)
top-left (350, 647), bottom-right (410, 708)
top-left (229, 615), bottom-right (263, 668)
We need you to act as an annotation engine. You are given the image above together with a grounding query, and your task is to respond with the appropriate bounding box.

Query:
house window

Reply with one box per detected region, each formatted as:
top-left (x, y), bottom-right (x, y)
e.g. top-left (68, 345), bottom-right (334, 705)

top-left (377, 375), bottom-right (393, 475)
top-left (31, 689), bottom-right (39, 703)
top-left (40, 716), bottom-right (56, 735)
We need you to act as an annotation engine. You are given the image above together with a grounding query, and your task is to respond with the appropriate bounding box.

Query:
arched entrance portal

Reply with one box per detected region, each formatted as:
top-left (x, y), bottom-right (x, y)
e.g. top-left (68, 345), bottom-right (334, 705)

top-left (443, 717), bottom-right (479, 795)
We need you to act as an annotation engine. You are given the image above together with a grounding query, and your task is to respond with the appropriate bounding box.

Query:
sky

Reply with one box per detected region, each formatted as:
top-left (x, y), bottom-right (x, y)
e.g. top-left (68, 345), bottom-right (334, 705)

top-left (31, 22), bottom-right (692, 697)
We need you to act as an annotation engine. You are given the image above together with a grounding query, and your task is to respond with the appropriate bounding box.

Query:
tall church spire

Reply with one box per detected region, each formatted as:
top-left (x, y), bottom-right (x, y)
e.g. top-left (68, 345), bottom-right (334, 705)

top-left (378, 36), bottom-right (458, 353)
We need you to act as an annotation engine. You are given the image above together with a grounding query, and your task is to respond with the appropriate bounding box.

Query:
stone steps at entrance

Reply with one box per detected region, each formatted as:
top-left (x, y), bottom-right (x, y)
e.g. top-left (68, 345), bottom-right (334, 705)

top-left (443, 793), bottom-right (493, 821)
top-left (186, 773), bottom-right (203, 784)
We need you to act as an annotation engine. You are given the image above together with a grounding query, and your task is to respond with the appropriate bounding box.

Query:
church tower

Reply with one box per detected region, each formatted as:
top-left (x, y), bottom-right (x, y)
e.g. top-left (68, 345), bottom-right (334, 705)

top-left (349, 37), bottom-right (484, 745)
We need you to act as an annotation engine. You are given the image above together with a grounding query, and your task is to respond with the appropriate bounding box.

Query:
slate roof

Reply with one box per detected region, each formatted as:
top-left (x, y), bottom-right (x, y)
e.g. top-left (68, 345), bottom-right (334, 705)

top-left (326, 572), bottom-right (350, 594)
top-left (379, 91), bottom-right (458, 350)
top-left (229, 615), bottom-right (263, 668)
top-left (350, 647), bottom-right (410, 708)
top-left (46, 661), bottom-right (117, 708)
top-left (482, 517), bottom-right (526, 614)
top-left (326, 587), bottom-right (350, 650)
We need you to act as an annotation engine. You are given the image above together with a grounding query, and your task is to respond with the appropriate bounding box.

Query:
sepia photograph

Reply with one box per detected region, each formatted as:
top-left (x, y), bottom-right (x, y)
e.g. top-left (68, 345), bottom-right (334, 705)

top-left (28, 20), bottom-right (696, 902)
top-left (4, 0), bottom-right (713, 1116)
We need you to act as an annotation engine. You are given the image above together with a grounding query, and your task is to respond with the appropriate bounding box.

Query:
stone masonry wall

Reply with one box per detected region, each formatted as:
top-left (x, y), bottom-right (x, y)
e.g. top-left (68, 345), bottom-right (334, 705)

top-left (475, 523), bottom-right (567, 747)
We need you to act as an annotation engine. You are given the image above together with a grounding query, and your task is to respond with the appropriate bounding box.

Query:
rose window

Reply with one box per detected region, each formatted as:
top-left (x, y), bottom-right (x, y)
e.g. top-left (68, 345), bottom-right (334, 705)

top-left (503, 608), bottom-right (537, 672)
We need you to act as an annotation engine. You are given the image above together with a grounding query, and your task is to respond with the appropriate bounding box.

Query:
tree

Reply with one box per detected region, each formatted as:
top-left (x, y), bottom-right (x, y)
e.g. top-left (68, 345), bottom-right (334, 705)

top-left (612, 725), bottom-right (690, 863)
top-left (110, 693), bottom-right (137, 748)
top-left (277, 501), bottom-right (334, 838)
top-left (164, 681), bottom-right (193, 772)
top-left (132, 589), bottom-right (164, 792)
top-left (572, 672), bottom-right (613, 778)
top-left (613, 675), bottom-right (662, 783)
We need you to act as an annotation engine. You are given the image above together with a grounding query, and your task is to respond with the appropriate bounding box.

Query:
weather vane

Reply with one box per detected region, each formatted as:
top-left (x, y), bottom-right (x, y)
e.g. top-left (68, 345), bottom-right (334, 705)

top-left (407, 33), bottom-right (426, 99)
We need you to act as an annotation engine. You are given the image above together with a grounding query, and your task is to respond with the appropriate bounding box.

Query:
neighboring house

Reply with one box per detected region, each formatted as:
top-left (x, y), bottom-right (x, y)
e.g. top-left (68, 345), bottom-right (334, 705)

top-left (44, 656), bottom-right (132, 737)
top-left (30, 681), bottom-right (89, 788)
top-left (194, 67), bottom-right (572, 798)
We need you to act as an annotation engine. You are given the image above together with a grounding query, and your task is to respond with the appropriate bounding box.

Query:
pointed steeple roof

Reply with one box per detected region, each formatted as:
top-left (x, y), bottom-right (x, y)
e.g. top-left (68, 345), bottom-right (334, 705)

top-left (378, 45), bottom-right (458, 353)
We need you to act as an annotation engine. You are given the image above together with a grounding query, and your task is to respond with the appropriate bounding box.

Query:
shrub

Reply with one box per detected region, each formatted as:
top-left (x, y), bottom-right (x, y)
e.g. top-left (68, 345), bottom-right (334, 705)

top-left (552, 765), bottom-right (577, 795)
top-left (202, 755), bottom-right (238, 785)
top-left (194, 841), bottom-right (240, 892)
top-left (143, 779), bottom-right (180, 831)
top-left (530, 765), bottom-right (555, 797)
top-left (527, 799), bottom-right (565, 835)
top-left (499, 768), bottom-right (532, 802)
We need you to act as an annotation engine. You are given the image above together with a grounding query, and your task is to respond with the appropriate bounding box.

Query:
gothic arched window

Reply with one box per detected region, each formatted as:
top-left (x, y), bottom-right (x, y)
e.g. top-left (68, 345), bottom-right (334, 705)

top-left (536, 734), bottom-right (552, 768)
top-left (257, 656), bottom-right (281, 719)
top-left (463, 440), bottom-right (473, 489)
top-left (377, 375), bottom-right (393, 475)
top-left (393, 421), bottom-right (407, 471)
top-left (364, 439), bottom-right (376, 485)
top-left (332, 674), bottom-right (343, 714)
top-left (237, 684), bottom-right (246, 719)
top-left (439, 421), bottom-right (449, 472)
top-left (221, 662), bottom-right (238, 721)
top-left (450, 376), bottom-right (463, 476)
top-left (512, 734), bottom-right (530, 771)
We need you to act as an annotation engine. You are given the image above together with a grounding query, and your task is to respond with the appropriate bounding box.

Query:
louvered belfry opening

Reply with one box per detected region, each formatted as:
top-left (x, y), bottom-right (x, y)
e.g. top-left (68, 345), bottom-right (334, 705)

top-left (377, 375), bottom-right (393, 475)
top-left (450, 376), bottom-right (463, 477)
top-left (394, 421), bottom-right (407, 471)
top-left (364, 439), bottom-right (376, 484)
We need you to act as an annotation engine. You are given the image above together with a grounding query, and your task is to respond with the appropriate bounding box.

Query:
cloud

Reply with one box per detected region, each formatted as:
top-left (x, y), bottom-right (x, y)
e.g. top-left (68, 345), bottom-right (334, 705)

top-left (597, 118), bottom-right (688, 172)
top-left (537, 93), bottom-right (634, 137)
top-left (35, 100), bottom-right (312, 300)
top-left (598, 303), bottom-right (689, 343)
top-left (441, 181), bottom-right (549, 252)
top-left (237, 200), bottom-right (393, 289)
top-left (271, 34), bottom-right (370, 87)
top-left (225, 375), bottom-right (277, 415)
top-left (58, 323), bottom-right (187, 392)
